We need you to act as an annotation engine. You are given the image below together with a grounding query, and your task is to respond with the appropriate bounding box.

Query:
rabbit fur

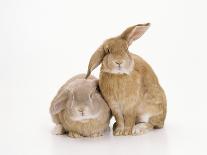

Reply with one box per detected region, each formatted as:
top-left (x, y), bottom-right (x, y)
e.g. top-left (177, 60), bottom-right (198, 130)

top-left (86, 23), bottom-right (167, 136)
top-left (50, 74), bottom-right (111, 138)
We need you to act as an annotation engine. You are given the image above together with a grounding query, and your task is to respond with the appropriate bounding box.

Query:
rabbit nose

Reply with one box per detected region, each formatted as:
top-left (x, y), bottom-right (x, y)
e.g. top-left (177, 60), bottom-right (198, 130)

top-left (115, 61), bottom-right (123, 65)
top-left (78, 108), bottom-right (85, 115)
top-left (78, 109), bottom-right (83, 112)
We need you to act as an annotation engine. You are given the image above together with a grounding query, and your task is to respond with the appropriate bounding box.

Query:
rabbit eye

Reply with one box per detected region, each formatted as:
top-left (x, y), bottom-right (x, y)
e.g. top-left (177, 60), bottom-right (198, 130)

top-left (105, 48), bottom-right (110, 53)
top-left (104, 46), bottom-right (111, 54)
top-left (89, 92), bottom-right (95, 100)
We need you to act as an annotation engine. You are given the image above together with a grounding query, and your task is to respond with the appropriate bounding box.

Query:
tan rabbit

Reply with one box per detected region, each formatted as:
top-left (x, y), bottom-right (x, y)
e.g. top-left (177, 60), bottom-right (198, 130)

top-left (50, 74), bottom-right (111, 138)
top-left (86, 23), bottom-right (167, 136)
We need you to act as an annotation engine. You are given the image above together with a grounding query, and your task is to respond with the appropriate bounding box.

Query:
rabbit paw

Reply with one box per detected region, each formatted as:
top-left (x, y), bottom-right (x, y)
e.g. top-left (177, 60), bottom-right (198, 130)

top-left (68, 131), bottom-right (83, 138)
top-left (113, 124), bottom-right (125, 136)
top-left (52, 124), bottom-right (65, 135)
top-left (124, 127), bottom-right (133, 135)
top-left (90, 132), bottom-right (104, 137)
top-left (132, 123), bottom-right (153, 136)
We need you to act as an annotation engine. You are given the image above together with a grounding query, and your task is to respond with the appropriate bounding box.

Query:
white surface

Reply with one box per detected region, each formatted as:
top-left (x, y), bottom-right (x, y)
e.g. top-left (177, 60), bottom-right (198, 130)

top-left (1, 0), bottom-right (207, 155)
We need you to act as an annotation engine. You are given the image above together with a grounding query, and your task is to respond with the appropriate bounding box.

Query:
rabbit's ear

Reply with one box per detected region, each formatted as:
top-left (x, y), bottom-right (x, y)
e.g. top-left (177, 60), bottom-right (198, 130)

top-left (50, 90), bottom-right (70, 115)
top-left (121, 23), bottom-right (151, 46)
top-left (85, 46), bottom-right (105, 79)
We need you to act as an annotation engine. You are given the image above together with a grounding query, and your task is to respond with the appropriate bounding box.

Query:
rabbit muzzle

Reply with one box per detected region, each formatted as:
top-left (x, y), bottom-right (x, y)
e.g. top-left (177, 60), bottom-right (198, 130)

top-left (69, 105), bottom-right (101, 122)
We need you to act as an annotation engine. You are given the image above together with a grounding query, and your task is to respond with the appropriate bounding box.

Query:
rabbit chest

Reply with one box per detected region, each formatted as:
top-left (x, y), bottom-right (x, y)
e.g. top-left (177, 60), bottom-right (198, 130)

top-left (99, 70), bottom-right (143, 111)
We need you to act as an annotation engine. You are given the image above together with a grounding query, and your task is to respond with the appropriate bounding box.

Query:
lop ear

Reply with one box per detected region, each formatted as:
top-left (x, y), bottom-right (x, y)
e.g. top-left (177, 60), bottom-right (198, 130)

top-left (85, 46), bottom-right (105, 79)
top-left (121, 23), bottom-right (151, 46)
top-left (50, 89), bottom-right (71, 115)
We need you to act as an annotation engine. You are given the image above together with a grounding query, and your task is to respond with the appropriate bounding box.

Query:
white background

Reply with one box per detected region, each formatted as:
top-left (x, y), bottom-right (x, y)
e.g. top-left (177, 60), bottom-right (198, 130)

top-left (1, 0), bottom-right (207, 155)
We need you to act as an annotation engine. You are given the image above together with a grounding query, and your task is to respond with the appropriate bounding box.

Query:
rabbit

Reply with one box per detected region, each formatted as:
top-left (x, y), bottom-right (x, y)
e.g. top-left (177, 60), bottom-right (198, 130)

top-left (50, 74), bottom-right (111, 138)
top-left (86, 23), bottom-right (167, 136)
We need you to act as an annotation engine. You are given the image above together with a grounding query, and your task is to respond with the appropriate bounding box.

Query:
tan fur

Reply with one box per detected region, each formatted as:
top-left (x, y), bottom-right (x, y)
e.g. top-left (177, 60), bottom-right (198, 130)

top-left (50, 74), bottom-right (111, 138)
top-left (86, 23), bottom-right (167, 136)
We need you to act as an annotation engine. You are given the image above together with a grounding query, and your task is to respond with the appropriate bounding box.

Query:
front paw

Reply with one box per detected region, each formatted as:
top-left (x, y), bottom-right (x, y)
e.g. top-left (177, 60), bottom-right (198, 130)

top-left (68, 131), bottom-right (83, 138)
top-left (113, 123), bottom-right (125, 136)
top-left (90, 132), bottom-right (104, 137)
top-left (124, 127), bottom-right (133, 135)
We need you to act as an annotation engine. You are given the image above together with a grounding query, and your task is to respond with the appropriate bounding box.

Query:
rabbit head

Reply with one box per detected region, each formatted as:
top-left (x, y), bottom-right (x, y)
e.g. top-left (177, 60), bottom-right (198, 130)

top-left (50, 79), bottom-right (102, 121)
top-left (86, 23), bottom-right (150, 78)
